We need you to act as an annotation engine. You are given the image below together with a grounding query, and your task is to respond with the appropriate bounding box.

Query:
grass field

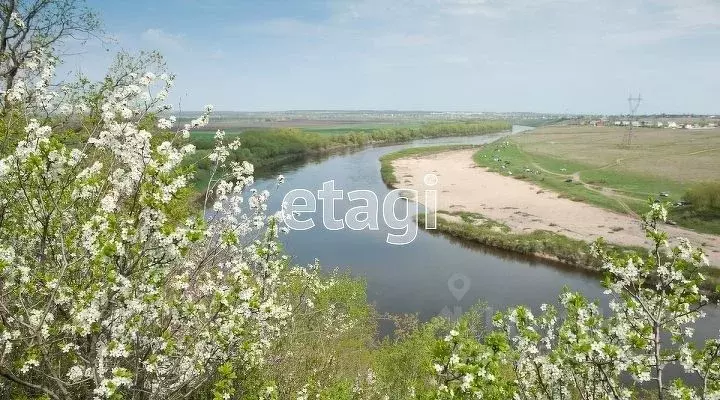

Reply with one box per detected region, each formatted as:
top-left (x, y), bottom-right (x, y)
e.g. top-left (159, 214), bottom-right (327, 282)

top-left (474, 126), bottom-right (720, 234)
top-left (513, 126), bottom-right (720, 182)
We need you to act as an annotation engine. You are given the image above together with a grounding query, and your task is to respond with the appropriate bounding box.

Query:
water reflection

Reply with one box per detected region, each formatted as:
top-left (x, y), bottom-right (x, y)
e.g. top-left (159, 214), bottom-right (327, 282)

top-left (423, 226), bottom-right (599, 279)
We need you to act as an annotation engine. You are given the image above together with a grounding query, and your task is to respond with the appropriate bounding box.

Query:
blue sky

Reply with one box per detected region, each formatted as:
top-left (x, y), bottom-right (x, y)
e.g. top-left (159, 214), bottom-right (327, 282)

top-left (65, 0), bottom-right (720, 114)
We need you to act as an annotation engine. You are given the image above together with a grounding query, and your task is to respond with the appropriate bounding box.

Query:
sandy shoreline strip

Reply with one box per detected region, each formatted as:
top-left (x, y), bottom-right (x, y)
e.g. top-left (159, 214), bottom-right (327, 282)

top-left (391, 149), bottom-right (720, 266)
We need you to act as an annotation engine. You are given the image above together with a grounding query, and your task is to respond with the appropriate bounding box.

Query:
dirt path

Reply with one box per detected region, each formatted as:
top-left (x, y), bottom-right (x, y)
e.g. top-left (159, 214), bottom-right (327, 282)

top-left (511, 145), bottom-right (640, 216)
top-left (391, 149), bottom-right (720, 266)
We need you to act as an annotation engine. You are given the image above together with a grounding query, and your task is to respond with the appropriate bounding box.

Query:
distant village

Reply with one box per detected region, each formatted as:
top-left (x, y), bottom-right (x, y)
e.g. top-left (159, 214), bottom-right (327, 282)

top-left (172, 110), bottom-right (720, 131)
top-left (578, 117), bottom-right (719, 130)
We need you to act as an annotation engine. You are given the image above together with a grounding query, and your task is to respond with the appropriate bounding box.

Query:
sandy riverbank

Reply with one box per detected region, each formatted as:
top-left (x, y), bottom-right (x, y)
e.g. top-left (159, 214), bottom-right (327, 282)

top-left (391, 149), bottom-right (720, 266)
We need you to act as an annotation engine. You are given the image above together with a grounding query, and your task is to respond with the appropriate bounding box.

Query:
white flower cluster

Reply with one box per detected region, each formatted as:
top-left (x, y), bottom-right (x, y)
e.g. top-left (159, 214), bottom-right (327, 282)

top-left (0, 50), bottom-right (333, 400)
top-left (10, 12), bottom-right (25, 29)
top-left (436, 203), bottom-right (720, 399)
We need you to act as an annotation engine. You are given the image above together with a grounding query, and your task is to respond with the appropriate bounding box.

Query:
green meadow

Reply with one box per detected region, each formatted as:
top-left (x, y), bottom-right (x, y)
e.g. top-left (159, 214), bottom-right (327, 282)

top-left (472, 126), bottom-right (720, 234)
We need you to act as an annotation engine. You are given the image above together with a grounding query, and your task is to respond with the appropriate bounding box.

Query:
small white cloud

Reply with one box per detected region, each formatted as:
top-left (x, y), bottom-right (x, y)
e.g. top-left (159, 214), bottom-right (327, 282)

top-left (374, 33), bottom-right (436, 47)
top-left (244, 18), bottom-right (325, 37)
top-left (208, 49), bottom-right (226, 60)
top-left (141, 28), bottom-right (185, 52)
top-left (662, 0), bottom-right (720, 30)
top-left (442, 55), bottom-right (470, 64)
top-left (600, 0), bottom-right (720, 47)
top-left (438, 0), bottom-right (499, 17)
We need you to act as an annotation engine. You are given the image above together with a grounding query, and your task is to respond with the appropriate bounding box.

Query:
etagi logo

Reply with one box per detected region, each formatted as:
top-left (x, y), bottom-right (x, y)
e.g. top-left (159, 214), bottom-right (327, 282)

top-left (281, 174), bottom-right (438, 245)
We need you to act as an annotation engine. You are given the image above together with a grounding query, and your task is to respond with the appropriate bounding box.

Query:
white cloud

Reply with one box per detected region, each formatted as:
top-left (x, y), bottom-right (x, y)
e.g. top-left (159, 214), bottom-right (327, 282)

top-left (243, 18), bottom-right (327, 37)
top-left (437, 0), bottom-right (503, 18)
top-left (662, 0), bottom-right (720, 29)
top-left (441, 55), bottom-right (470, 64)
top-left (373, 33), bottom-right (437, 47)
top-left (208, 49), bottom-right (226, 60)
top-left (141, 28), bottom-right (185, 52)
top-left (594, 0), bottom-right (720, 47)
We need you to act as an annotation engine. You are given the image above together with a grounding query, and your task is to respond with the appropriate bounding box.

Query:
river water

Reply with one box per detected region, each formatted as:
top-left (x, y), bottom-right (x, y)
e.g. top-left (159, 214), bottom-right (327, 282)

top-left (250, 126), bottom-right (720, 340)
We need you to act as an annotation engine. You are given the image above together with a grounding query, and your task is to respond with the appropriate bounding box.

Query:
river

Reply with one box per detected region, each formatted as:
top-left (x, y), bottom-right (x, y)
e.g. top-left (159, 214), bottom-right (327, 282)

top-left (250, 126), bottom-right (720, 341)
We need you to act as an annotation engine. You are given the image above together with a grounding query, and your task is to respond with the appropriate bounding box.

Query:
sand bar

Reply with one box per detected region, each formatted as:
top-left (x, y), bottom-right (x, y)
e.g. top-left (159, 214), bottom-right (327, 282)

top-left (392, 149), bottom-right (720, 266)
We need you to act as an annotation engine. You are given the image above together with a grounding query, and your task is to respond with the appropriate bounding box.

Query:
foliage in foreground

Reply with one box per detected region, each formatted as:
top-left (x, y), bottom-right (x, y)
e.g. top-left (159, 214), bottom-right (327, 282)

top-left (430, 203), bottom-right (720, 400)
top-left (0, 26), bottom-right (719, 400)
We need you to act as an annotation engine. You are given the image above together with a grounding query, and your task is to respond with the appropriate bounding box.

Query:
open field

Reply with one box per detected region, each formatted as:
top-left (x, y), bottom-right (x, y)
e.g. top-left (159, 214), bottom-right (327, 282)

top-left (474, 126), bottom-right (720, 234)
top-left (513, 126), bottom-right (720, 183)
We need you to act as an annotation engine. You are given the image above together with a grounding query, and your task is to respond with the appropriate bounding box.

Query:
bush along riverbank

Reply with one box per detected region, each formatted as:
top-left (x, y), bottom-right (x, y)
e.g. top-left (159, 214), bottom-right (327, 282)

top-left (186, 121), bottom-right (510, 191)
top-left (417, 210), bottom-right (720, 299)
top-left (419, 211), bottom-right (635, 268)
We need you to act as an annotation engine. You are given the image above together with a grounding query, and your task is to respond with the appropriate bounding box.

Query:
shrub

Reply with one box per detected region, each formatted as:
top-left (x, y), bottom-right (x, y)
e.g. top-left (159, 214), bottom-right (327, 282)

top-left (684, 182), bottom-right (720, 212)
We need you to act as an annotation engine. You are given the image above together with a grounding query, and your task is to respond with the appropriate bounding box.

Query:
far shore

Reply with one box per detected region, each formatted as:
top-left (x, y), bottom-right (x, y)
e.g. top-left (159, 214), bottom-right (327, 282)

top-left (390, 149), bottom-right (720, 267)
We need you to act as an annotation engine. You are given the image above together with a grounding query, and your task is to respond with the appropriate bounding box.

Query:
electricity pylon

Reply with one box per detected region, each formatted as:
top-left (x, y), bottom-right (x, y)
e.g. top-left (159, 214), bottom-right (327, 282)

top-left (624, 93), bottom-right (643, 146)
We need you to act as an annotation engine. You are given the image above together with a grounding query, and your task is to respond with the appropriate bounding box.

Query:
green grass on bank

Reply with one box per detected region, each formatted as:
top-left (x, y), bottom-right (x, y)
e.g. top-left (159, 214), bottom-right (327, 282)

top-left (379, 145), bottom-right (480, 186)
top-left (472, 141), bottom-right (720, 235)
top-left (187, 121), bottom-right (511, 191)
top-left (423, 211), bottom-right (629, 268)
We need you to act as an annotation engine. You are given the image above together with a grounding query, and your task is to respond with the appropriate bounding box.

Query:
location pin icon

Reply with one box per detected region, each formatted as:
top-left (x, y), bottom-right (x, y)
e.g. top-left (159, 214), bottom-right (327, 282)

top-left (448, 273), bottom-right (470, 302)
